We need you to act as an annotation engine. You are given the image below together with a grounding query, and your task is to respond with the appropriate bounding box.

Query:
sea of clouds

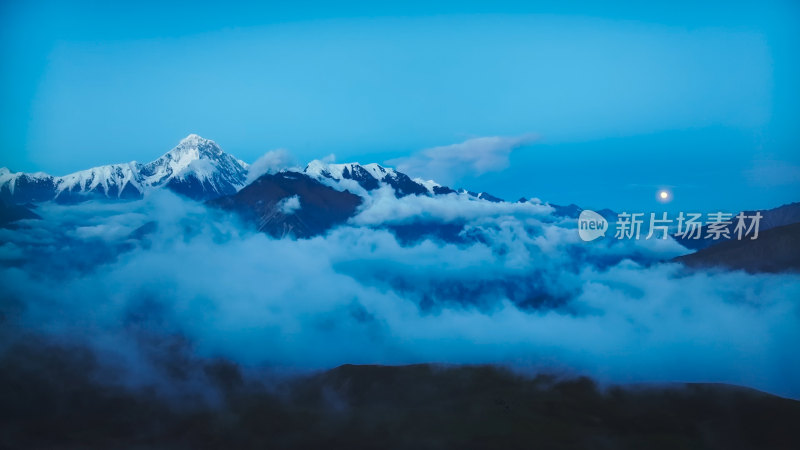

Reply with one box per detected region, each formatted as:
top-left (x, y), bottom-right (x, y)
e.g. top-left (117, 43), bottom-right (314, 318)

top-left (1, 190), bottom-right (798, 400)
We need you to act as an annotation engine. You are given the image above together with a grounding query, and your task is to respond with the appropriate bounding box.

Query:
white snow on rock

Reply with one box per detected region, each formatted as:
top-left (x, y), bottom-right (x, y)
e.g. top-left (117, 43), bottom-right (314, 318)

top-left (55, 162), bottom-right (143, 197)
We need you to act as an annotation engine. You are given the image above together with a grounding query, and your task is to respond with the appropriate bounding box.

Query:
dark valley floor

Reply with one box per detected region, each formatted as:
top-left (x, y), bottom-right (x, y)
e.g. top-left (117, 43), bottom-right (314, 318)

top-left (1, 343), bottom-right (798, 450)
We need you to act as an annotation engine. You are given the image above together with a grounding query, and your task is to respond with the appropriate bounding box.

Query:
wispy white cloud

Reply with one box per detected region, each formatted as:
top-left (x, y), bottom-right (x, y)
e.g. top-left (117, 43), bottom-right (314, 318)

top-left (387, 134), bottom-right (539, 184)
top-left (245, 149), bottom-right (295, 184)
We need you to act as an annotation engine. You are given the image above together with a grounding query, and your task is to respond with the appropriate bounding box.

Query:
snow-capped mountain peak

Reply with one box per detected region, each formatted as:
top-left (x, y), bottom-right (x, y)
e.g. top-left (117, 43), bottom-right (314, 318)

top-left (139, 134), bottom-right (250, 199)
top-left (170, 134), bottom-right (224, 160)
top-left (141, 134), bottom-right (247, 187)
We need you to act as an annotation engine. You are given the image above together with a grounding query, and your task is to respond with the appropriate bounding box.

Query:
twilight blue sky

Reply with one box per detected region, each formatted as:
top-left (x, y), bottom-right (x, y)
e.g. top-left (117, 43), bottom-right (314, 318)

top-left (1, 0), bottom-right (799, 212)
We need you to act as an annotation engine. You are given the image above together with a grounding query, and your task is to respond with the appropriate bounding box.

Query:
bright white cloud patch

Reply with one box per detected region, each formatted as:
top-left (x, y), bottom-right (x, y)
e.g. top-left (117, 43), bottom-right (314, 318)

top-left (279, 195), bottom-right (301, 214)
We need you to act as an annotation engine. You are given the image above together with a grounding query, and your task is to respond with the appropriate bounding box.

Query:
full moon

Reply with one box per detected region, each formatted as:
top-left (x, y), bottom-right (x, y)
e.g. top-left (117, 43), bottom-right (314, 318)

top-left (657, 189), bottom-right (672, 203)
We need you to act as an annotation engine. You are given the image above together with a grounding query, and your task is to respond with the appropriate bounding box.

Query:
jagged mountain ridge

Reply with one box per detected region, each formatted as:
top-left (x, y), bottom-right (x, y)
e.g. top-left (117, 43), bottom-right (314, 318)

top-left (0, 135), bottom-right (249, 203)
top-left (301, 159), bottom-right (505, 201)
top-left (207, 159), bottom-right (523, 239)
top-left (304, 160), bottom-right (430, 197)
top-left (1, 134), bottom-right (583, 242)
top-left (1, 135), bottom-right (509, 205)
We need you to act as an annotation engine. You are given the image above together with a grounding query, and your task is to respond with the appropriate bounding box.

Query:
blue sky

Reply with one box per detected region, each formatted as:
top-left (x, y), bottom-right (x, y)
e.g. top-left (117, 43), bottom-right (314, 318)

top-left (1, 0), bottom-right (799, 212)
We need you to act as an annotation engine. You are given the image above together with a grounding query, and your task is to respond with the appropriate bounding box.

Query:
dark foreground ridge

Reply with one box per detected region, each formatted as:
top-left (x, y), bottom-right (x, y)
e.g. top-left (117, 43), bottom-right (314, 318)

top-left (2, 341), bottom-right (798, 450)
top-left (675, 222), bottom-right (800, 273)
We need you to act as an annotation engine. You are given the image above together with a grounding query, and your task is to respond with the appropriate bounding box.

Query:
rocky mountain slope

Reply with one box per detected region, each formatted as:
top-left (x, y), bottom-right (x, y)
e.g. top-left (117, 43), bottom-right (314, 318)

top-left (209, 171), bottom-right (362, 238)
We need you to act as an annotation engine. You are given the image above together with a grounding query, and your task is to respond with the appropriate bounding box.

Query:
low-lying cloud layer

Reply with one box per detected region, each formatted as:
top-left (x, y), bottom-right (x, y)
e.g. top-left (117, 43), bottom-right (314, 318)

top-left (1, 191), bottom-right (798, 400)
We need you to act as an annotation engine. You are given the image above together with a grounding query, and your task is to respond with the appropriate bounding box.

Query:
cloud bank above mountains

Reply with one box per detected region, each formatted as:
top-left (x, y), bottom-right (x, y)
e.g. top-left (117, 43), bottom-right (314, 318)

top-left (1, 190), bottom-right (798, 399)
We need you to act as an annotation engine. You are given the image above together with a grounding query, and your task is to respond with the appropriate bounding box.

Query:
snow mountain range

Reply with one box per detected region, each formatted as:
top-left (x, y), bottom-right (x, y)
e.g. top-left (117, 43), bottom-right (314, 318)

top-left (1, 134), bottom-right (503, 205)
top-left (0, 135), bottom-right (249, 203)
top-left (3, 134), bottom-right (800, 273)
top-left (1, 134), bottom-right (515, 239)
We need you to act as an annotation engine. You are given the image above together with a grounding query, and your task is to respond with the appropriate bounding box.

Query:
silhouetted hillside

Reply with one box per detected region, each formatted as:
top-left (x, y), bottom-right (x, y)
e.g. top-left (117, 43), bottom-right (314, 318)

top-left (2, 339), bottom-right (798, 450)
top-left (675, 222), bottom-right (800, 273)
